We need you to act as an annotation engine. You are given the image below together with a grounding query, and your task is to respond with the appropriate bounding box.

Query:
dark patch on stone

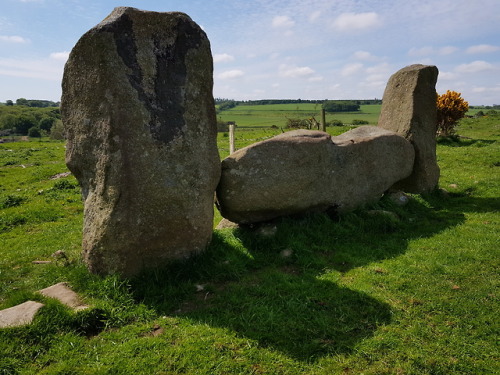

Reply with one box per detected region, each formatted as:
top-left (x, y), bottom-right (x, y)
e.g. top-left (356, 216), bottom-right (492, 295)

top-left (152, 18), bottom-right (203, 144)
top-left (105, 14), bottom-right (202, 144)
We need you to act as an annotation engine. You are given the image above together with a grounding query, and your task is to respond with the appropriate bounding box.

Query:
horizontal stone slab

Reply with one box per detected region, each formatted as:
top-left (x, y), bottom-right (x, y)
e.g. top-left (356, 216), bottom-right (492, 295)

top-left (216, 126), bottom-right (415, 224)
top-left (38, 282), bottom-right (88, 311)
top-left (0, 301), bottom-right (45, 328)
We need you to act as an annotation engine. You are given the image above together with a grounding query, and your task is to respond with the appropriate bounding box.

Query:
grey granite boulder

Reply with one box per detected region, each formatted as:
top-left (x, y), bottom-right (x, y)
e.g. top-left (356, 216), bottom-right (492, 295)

top-left (216, 127), bottom-right (414, 224)
top-left (62, 7), bottom-right (220, 276)
top-left (378, 64), bottom-right (440, 193)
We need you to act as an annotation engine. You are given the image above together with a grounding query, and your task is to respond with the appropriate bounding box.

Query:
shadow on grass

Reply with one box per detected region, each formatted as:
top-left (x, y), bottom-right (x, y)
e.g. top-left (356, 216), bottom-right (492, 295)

top-left (130, 194), bottom-right (470, 361)
top-left (436, 135), bottom-right (496, 147)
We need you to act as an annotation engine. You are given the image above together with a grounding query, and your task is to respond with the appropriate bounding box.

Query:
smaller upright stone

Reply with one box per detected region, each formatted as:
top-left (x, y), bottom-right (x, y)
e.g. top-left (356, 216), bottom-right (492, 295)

top-left (378, 64), bottom-right (440, 193)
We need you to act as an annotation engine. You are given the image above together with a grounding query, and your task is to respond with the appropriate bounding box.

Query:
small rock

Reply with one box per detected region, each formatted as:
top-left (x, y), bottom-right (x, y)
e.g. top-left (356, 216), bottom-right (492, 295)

top-left (0, 301), bottom-right (45, 328)
top-left (51, 250), bottom-right (68, 260)
top-left (50, 172), bottom-right (72, 180)
top-left (256, 224), bottom-right (277, 237)
top-left (449, 184), bottom-right (458, 189)
top-left (215, 218), bottom-right (239, 230)
top-left (38, 282), bottom-right (88, 311)
top-left (388, 191), bottom-right (410, 206)
top-left (195, 284), bottom-right (205, 292)
top-left (280, 249), bottom-right (293, 258)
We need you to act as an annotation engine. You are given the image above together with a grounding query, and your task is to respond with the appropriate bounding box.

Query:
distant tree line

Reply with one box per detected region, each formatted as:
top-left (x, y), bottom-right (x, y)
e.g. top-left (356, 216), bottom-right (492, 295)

top-left (214, 98), bottom-right (382, 112)
top-left (1, 98), bottom-right (60, 108)
top-left (0, 103), bottom-right (62, 139)
top-left (322, 100), bottom-right (360, 113)
top-left (469, 104), bottom-right (500, 110)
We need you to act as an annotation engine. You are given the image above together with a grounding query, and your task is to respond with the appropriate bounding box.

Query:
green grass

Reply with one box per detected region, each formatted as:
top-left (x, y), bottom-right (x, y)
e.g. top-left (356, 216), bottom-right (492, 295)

top-left (1, 115), bottom-right (499, 374)
top-left (217, 104), bottom-right (381, 128)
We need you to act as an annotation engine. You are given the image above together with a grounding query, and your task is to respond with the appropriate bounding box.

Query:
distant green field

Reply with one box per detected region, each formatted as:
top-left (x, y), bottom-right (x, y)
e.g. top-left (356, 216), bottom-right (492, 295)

top-left (217, 104), bottom-right (382, 128)
top-left (217, 103), bottom-right (491, 129)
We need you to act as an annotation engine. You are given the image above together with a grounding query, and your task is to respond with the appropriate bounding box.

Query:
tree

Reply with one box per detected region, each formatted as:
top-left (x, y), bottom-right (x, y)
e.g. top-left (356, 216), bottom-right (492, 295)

top-left (13, 115), bottom-right (37, 135)
top-left (49, 119), bottom-right (65, 140)
top-left (6, 100), bottom-right (13, 106)
top-left (436, 90), bottom-right (469, 136)
top-left (322, 100), bottom-right (360, 113)
top-left (39, 116), bottom-right (55, 131)
top-left (28, 126), bottom-right (41, 138)
top-left (16, 98), bottom-right (29, 106)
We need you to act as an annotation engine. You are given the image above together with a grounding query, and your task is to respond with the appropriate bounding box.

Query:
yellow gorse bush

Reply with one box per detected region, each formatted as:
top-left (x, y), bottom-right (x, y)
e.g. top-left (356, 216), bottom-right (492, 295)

top-left (436, 90), bottom-right (469, 136)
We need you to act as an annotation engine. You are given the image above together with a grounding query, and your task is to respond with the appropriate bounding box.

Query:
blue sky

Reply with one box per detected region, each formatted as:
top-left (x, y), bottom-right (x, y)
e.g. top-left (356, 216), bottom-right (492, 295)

top-left (1, 0), bottom-right (499, 105)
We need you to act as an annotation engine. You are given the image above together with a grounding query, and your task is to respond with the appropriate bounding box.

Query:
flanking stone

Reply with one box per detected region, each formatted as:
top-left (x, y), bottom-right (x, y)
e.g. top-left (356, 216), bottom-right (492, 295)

top-left (216, 127), bottom-right (414, 224)
top-left (378, 64), bottom-right (440, 193)
top-left (0, 301), bottom-right (44, 328)
top-left (61, 7), bottom-right (220, 276)
top-left (39, 282), bottom-right (88, 311)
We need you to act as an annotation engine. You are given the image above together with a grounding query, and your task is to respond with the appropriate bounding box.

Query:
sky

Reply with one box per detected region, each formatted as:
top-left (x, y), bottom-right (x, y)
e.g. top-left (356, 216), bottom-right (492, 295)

top-left (1, 0), bottom-right (500, 105)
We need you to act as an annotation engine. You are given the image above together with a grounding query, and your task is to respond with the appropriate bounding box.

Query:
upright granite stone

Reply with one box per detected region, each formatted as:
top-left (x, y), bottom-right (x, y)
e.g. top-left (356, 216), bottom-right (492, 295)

top-left (62, 7), bottom-right (220, 276)
top-left (378, 64), bottom-right (440, 193)
top-left (216, 127), bottom-right (414, 224)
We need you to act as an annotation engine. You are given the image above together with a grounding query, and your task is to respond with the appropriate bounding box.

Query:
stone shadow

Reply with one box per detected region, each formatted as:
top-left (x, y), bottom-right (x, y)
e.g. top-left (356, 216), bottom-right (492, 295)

top-left (131, 195), bottom-right (469, 361)
top-left (436, 136), bottom-right (496, 147)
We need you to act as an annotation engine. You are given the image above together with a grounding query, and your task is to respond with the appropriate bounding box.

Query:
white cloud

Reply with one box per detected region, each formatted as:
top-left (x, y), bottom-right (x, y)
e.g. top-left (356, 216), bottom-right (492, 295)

top-left (309, 11), bottom-right (321, 23)
top-left (439, 46), bottom-right (458, 55)
top-left (49, 51), bottom-right (69, 61)
top-left (408, 46), bottom-right (457, 56)
top-left (438, 71), bottom-right (457, 80)
top-left (352, 51), bottom-right (376, 61)
top-left (466, 44), bottom-right (500, 54)
top-left (365, 74), bottom-right (386, 82)
top-left (272, 15), bottom-right (295, 29)
top-left (365, 62), bottom-right (391, 75)
top-left (308, 76), bottom-right (324, 82)
top-left (214, 53), bottom-right (235, 63)
top-left (408, 46), bottom-right (434, 57)
top-left (0, 35), bottom-right (29, 43)
top-left (332, 12), bottom-right (382, 32)
top-left (341, 63), bottom-right (364, 76)
top-left (0, 57), bottom-right (63, 80)
top-left (217, 69), bottom-right (244, 79)
top-left (279, 64), bottom-right (314, 78)
top-left (471, 85), bottom-right (500, 93)
top-left (455, 60), bottom-right (495, 73)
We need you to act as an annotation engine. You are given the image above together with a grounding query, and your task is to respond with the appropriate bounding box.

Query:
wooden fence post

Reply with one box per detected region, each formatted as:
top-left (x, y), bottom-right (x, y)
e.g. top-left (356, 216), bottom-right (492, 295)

top-left (229, 123), bottom-right (235, 154)
top-left (321, 108), bottom-right (326, 132)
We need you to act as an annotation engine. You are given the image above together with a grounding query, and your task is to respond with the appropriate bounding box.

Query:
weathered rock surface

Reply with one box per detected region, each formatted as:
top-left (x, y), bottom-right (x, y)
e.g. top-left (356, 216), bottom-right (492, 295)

top-left (378, 64), bottom-right (440, 193)
top-left (62, 7), bottom-right (220, 276)
top-left (0, 301), bottom-right (44, 328)
top-left (39, 282), bottom-right (88, 311)
top-left (216, 127), bottom-right (414, 224)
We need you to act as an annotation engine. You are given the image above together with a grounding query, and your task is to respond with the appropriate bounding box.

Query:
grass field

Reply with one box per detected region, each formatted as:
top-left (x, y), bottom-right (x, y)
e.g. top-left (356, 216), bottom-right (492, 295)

top-left (217, 104), bottom-right (381, 128)
top-left (0, 113), bottom-right (499, 374)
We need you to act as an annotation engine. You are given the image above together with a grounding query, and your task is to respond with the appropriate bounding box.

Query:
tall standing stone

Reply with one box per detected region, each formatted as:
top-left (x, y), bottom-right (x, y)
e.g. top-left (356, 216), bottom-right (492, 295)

top-left (378, 64), bottom-right (440, 193)
top-left (61, 7), bottom-right (220, 276)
